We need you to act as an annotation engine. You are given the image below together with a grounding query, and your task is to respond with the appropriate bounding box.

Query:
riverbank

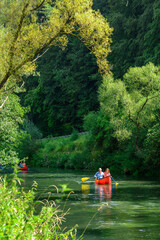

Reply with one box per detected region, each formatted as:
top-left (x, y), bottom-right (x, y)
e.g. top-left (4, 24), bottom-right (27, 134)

top-left (29, 133), bottom-right (90, 170)
top-left (27, 132), bottom-right (159, 177)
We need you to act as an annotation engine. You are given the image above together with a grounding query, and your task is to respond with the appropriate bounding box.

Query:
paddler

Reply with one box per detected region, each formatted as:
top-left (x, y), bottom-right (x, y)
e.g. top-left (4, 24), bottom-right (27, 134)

top-left (94, 168), bottom-right (104, 180)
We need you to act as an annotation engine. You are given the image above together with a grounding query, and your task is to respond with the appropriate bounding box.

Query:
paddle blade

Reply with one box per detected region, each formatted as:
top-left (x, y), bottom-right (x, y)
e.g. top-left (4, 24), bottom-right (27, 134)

top-left (81, 177), bottom-right (90, 182)
top-left (115, 182), bottom-right (119, 186)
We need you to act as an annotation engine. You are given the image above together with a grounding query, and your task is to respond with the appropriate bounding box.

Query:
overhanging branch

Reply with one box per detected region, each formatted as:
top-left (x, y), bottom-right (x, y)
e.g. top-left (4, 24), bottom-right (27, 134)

top-left (0, 96), bottom-right (8, 109)
top-left (31, 0), bottom-right (46, 11)
top-left (0, 2), bottom-right (29, 90)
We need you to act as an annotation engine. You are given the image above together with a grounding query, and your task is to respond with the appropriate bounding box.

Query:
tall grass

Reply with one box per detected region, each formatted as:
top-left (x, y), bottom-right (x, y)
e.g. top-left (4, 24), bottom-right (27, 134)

top-left (0, 175), bottom-right (79, 240)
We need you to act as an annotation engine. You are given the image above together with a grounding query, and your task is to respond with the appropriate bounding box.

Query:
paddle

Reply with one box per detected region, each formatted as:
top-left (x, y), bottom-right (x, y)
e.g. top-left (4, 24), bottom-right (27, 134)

top-left (81, 176), bottom-right (95, 182)
top-left (109, 174), bottom-right (119, 186)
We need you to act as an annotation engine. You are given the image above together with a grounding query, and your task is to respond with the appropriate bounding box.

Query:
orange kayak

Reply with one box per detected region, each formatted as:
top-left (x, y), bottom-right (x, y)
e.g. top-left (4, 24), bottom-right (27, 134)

top-left (18, 166), bottom-right (28, 171)
top-left (95, 177), bottom-right (111, 185)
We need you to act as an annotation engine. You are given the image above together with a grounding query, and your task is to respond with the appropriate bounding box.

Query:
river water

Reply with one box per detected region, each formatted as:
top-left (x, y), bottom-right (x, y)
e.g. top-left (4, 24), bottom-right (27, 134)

top-left (19, 168), bottom-right (160, 240)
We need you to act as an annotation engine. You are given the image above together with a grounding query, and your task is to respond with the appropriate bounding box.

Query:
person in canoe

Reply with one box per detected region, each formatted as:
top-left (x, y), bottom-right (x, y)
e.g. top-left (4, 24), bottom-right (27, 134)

top-left (22, 161), bottom-right (26, 167)
top-left (104, 168), bottom-right (112, 184)
top-left (94, 168), bottom-right (104, 179)
top-left (17, 161), bottom-right (23, 168)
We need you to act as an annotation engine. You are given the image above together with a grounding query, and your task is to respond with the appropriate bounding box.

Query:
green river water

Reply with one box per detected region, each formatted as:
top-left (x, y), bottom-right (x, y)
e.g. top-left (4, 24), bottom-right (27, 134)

top-left (20, 169), bottom-right (160, 240)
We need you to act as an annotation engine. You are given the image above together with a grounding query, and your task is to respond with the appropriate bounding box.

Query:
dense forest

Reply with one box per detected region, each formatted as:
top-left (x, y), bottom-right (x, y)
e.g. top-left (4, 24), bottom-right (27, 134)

top-left (23, 0), bottom-right (160, 136)
top-left (1, 0), bottom-right (160, 176)
top-left (0, 1), bottom-right (112, 238)
top-left (2, 1), bottom-right (160, 239)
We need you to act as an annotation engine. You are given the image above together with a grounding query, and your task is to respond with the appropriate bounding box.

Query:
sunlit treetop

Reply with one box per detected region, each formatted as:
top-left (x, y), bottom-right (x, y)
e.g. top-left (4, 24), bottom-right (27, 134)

top-left (99, 63), bottom-right (160, 144)
top-left (0, 0), bottom-right (113, 93)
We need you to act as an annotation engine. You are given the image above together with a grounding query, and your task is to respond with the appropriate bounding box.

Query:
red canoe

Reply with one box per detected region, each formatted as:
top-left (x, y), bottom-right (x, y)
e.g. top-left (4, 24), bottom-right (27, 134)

top-left (95, 177), bottom-right (111, 185)
top-left (18, 166), bottom-right (28, 171)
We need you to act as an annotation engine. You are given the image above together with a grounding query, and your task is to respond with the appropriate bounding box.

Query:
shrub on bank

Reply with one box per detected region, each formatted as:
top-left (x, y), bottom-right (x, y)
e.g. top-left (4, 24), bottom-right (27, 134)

top-left (30, 135), bottom-right (91, 169)
top-left (28, 132), bottom-right (158, 176)
top-left (0, 175), bottom-right (79, 240)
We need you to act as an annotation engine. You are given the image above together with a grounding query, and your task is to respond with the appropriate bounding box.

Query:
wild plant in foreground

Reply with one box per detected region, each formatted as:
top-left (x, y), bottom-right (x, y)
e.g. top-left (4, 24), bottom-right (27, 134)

top-left (0, 175), bottom-right (80, 240)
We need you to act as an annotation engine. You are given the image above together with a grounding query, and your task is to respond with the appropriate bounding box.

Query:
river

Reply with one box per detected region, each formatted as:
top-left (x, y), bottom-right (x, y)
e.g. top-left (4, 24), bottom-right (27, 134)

top-left (19, 168), bottom-right (160, 240)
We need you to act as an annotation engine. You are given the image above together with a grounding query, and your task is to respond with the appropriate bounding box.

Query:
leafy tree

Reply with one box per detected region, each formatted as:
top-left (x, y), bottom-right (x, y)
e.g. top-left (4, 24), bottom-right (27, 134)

top-left (24, 37), bottom-right (101, 135)
top-left (0, 0), bottom-right (112, 96)
top-left (19, 0), bottom-right (160, 136)
top-left (99, 63), bottom-right (160, 152)
top-left (83, 110), bottom-right (118, 171)
top-left (93, 0), bottom-right (156, 78)
top-left (144, 123), bottom-right (160, 169)
top-left (24, 119), bottom-right (43, 141)
top-left (18, 119), bottom-right (43, 160)
top-left (0, 0), bottom-right (113, 137)
top-left (143, 1), bottom-right (160, 64)
top-left (84, 111), bottom-right (116, 151)
top-left (0, 94), bottom-right (28, 165)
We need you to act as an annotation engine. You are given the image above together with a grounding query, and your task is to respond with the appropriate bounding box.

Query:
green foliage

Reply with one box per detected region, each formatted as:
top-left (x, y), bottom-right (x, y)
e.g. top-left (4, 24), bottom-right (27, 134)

top-left (60, 184), bottom-right (73, 193)
top-left (23, 37), bottom-right (101, 136)
top-left (29, 135), bottom-right (91, 169)
top-left (18, 119), bottom-right (43, 160)
top-left (81, 63), bottom-right (160, 175)
top-left (0, 94), bottom-right (28, 165)
top-left (1, 0), bottom-right (160, 177)
top-left (0, 0), bottom-right (113, 137)
top-left (21, 0), bottom-right (160, 137)
top-left (144, 123), bottom-right (160, 167)
top-left (143, 1), bottom-right (160, 64)
top-left (0, 0), bottom-right (112, 94)
top-left (123, 62), bottom-right (160, 97)
top-left (24, 119), bottom-right (43, 141)
top-left (84, 111), bottom-right (117, 151)
top-left (99, 63), bottom-right (160, 145)
top-left (93, 0), bottom-right (159, 78)
top-left (99, 75), bottom-right (132, 142)
top-left (70, 129), bottom-right (79, 141)
top-left (0, 175), bottom-right (79, 240)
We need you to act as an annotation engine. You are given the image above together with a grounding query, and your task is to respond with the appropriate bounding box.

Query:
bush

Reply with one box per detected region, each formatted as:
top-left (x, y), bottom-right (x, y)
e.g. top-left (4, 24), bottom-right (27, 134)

top-left (30, 135), bottom-right (89, 169)
top-left (0, 175), bottom-right (79, 240)
top-left (24, 119), bottom-right (43, 140)
top-left (70, 130), bottom-right (79, 141)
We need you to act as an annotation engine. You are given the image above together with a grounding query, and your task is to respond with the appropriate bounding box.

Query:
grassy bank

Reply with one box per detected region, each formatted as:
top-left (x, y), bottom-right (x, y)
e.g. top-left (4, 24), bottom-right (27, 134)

top-left (30, 133), bottom-right (92, 170)
top-left (28, 131), bottom-right (159, 177)
top-left (28, 132), bottom-right (125, 174)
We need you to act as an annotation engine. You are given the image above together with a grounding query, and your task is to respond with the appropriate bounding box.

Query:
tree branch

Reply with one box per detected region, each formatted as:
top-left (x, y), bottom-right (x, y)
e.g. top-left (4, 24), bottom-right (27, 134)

top-left (0, 87), bottom-right (8, 109)
top-left (13, 32), bottom-right (61, 73)
top-left (0, 2), bottom-right (29, 90)
top-left (0, 27), bottom-right (62, 91)
top-left (33, 48), bottom-right (49, 62)
top-left (31, 0), bottom-right (46, 11)
top-left (67, 32), bottom-right (92, 52)
top-left (20, 81), bottom-right (25, 88)
top-left (9, 2), bottom-right (30, 68)
top-left (0, 96), bottom-right (8, 109)
top-left (128, 110), bottom-right (141, 152)
top-left (136, 94), bottom-right (160, 121)
top-left (128, 110), bottom-right (137, 125)
top-left (136, 98), bottom-right (148, 122)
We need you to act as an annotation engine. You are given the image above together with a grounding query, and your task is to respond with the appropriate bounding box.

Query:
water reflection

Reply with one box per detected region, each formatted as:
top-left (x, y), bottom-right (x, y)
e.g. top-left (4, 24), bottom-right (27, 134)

top-left (81, 183), bottom-right (113, 201)
top-left (95, 184), bottom-right (112, 201)
top-left (18, 170), bottom-right (27, 186)
top-left (81, 184), bottom-right (90, 195)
